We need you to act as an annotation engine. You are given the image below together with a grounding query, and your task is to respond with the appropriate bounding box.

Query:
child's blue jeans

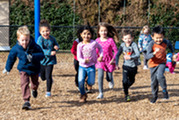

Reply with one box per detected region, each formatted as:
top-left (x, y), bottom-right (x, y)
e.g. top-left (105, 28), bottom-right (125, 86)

top-left (78, 65), bottom-right (95, 95)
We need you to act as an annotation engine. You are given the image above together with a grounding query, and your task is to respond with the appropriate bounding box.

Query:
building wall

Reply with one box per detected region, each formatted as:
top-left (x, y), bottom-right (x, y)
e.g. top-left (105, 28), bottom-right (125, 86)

top-left (0, 0), bottom-right (10, 51)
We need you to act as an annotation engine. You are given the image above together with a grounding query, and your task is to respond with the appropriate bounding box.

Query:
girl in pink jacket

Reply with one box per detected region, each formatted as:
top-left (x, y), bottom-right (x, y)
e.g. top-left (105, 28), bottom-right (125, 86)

top-left (95, 22), bottom-right (118, 99)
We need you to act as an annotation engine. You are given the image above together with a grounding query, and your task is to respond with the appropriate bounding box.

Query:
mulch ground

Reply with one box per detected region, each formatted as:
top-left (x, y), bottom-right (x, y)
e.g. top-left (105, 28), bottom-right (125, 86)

top-left (0, 53), bottom-right (179, 120)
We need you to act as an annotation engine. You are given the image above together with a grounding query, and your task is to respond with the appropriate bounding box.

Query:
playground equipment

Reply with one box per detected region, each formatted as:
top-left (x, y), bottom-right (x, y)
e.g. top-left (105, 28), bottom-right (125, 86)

top-left (34, 0), bottom-right (40, 43)
top-left (175, 41), bottom-right (179, 50)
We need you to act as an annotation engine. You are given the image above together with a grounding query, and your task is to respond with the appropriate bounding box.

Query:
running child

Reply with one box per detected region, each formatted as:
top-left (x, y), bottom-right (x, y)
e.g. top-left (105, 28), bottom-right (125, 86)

top-left (115, 29), bottom-right (140, 102)
top-left (3, 26), bottom-right (44, 110)
top-left (146, 25), bottom-right (174, 103)
top-left (138, 25), bottom-right (152, 69)
top-left (71, 28), bottom-right (91, 92)
top-left (37, 19), bottom-right (59, 97)
top-left (95, 22), bottom-right (118, 99)
top-left (77, 24), bottom-right (103, 103)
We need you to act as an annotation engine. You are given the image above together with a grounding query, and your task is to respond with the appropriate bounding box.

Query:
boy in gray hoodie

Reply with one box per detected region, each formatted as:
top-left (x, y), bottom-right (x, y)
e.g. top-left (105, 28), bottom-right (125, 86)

top-left (116, 30), bottom-right (140, 102)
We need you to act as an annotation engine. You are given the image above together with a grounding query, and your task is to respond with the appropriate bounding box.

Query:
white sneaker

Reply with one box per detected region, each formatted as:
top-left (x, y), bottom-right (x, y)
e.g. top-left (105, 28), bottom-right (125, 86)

top-left (97, 93), bottom-right (103, 99)
top-left (76, 87), bottom-right (80, 91)
top-left (45, 92), bottom-right (51, 97)
top-left (109, 81), bottom-right (114, 89)
top-left (143, 65), bottom-right (148, 70)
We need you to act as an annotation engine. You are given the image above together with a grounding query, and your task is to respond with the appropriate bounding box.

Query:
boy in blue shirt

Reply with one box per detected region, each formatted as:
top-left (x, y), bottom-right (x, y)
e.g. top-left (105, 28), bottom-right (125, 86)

top-left (37, 19), bottom-right (59, 97)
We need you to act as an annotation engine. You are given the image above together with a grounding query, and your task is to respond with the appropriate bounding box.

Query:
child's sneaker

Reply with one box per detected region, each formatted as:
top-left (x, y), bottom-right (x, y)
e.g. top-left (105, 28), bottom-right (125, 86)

top-left (109, 80), bottom-right (114, 89)
top-left (45, 92), bottom-right (51, 97)
top-left (22, 101), bottom-right (31, 110)
top-left (143, 65), bottom-right (148, 70)
top-left (86, 89), bottom-right (92, 93)
top-left (150, 96), bottom-right (158, 103)
top-left (32, 90), bottom-right (38, 98)
top-left (97, 93), bottom-right (103, 99)
top-left (76, 86), bottom-right (80, 91)
top-left (163, 91), bottom-right (169, 99)
top-left (86, 85), bottom-right (92, 93)
top-left (125, 95), bottom-right (131, 102)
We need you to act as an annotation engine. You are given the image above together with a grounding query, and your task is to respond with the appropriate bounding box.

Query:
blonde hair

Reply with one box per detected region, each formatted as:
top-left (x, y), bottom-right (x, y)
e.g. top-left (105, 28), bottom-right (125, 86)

top-left (17, 25), bottom-right (30, 39)
top-left (141, 25), bottom-right (150, 34)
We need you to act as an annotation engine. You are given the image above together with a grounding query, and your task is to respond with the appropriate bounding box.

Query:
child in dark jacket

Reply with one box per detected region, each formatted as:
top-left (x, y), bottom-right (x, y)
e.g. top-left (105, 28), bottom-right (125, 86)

top-left (3, 26), bottom-right (44, 110)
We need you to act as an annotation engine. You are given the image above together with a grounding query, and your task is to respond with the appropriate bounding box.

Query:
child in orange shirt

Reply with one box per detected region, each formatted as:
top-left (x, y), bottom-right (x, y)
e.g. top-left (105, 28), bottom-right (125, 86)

top-left (146, 26), bottom-right (174, 103)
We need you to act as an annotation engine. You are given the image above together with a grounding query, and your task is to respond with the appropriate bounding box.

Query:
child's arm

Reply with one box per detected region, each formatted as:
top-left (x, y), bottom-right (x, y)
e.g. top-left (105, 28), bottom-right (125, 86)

top-left (53, 37), bottom-right (60, 51)
top-left (111, 38), bottom-right (118, 59)
top-left (4, 47), bottom-right (17, 73)
top-left (71, 40), bottom-right (78, 56)
top-left (109, 39), bottom-right (118, 65)
top-left (146, 40), bottom-right (155, 60)
top-left (115, 46), bottom-right (123, 69)
top-left (138, 35), bottom-right (143, 52)
top-left (30, 44), bottom-right (45, 63)
top-left (77, 43), bottom-right (85, 63)
top-left (129, 42), bottom-right (140, 60)
top-left (165, 39), bottom-right (174, 54)
top-left (96, 42), bottom-right (103, 58)
top-left (166, 62), bottom-right (175, 73)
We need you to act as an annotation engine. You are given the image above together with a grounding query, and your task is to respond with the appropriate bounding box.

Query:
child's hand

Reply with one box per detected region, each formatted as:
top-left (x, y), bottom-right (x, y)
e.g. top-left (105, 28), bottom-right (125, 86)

top-left (26, 54), bottom-right (32, 62)
top-left (2, 69), bottom-right (9, 75)
top-left (139, 48), bottom-right (143, 52)
top-left (85, 58), bottom-right (90, 63)
top-left (124, 55), bottom-right (131, 60)
top-left (97, 56), bottom-right (103, 62)
top-left (54, 45), bottom-right (59, 50)
top-left (109, 59), bottom-right (115, 65)
top-left (51, 51), bottom-right (56, 56)
top-left (115, 66), bottom-right (120, 70)
top-left (153, 48), bottom-right (160, 55)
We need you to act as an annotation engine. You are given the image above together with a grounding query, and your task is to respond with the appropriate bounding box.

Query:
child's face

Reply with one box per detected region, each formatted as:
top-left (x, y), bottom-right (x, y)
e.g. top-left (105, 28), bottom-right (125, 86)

top-left (143, 28), bottom-right (149, 34)
top-left (80, 30), bottom-right (91, 42)
top-left (99, 26), bottom-right (108, 38)
top-left (173, 54), bottom-right (178, 62)
top-left (152, 33), bottom-right (164, 45)
top-left (122, 34), bottom-right (133, 46)
top-left (40, 26), bottom-right (50, 39)
top-left (18, 34), bottom-right (30, 49)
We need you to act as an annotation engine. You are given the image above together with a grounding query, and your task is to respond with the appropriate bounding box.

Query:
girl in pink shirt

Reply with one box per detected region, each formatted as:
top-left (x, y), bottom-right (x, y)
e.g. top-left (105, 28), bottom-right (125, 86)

top-left (77, 24), bottom-right (103, 103)
top-left (95, 22), bottom-right (118, 99)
